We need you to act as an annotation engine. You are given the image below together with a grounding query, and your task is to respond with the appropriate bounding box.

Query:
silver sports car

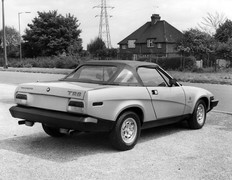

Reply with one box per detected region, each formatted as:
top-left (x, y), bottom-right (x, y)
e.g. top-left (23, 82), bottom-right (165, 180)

top-left (10, 60), bottom-right (218, 150)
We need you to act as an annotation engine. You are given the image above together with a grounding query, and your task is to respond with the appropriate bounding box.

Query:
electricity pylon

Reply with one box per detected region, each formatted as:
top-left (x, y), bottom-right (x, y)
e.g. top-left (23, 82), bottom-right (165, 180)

top-left (94, 0), bottom-right (114, 48)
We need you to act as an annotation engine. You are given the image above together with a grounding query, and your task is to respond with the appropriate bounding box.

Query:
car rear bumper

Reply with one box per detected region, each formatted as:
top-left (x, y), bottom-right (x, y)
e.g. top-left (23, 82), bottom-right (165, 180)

top-left (9, 106), bottom-right (114, 132)
top-left (208, 99), bottom-right (219, 112)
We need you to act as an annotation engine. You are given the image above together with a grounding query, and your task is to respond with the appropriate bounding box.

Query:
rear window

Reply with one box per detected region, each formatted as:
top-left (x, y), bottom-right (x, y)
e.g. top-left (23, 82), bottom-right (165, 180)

top-left (64, 65), bottom-right (117, 83)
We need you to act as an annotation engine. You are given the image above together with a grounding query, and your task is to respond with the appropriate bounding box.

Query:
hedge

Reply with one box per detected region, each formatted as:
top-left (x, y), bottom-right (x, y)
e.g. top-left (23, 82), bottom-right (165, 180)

top-left (0, 56), bottom-right (85, 69)
top-left (137, 56), bottom-right (196, 70)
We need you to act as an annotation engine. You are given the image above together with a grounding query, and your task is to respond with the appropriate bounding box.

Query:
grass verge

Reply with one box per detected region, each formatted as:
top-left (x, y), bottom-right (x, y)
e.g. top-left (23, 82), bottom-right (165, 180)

top-left (169, 71), bottom-right (232, 85)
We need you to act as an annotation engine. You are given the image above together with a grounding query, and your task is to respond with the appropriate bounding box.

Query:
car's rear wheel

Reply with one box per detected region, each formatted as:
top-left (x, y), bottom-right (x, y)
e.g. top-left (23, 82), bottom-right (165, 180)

top-left (109, 111), bottom-right (141, 151)
top-left (42, 124), bottom-right (65, 137)
top-left (188, 100), bottom-right (206, 129)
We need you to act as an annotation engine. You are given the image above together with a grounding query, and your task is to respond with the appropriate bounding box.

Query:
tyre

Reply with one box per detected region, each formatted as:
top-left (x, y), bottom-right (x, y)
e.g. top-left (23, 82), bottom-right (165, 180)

top-left (109, 111), bottom-right (141, 151)
top-left (188, 100), bottom-right (206, 129)
top-left (42, 124), bottom-right (64, 137)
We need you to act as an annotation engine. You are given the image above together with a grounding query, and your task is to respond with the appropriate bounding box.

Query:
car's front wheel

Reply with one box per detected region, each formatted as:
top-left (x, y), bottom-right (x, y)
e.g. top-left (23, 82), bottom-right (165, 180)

top-left (42, 124), bottom-right (65, 137)
top-left (109, 111), bottom-right (141, 151)
top-left (188, 100), bottom-right (206, 129)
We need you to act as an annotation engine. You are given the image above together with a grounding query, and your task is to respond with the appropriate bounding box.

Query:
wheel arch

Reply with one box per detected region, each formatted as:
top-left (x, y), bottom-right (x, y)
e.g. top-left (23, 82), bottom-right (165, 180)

top-left (116, 106), bottom-right (144, 126)
top-left (198, 96), bottom-right (209, 111)
top-left (188, 97), bottom-right (208, 129)
top-left (189, 96), bottom-right (209, 114)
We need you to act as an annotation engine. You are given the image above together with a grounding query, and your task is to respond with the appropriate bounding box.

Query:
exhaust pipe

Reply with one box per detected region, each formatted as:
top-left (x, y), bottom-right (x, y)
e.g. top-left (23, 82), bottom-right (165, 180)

top-left (18, 120), bottom-right (34, 127)
top-left (18, 120), bottom-right (26, 125)
top-left (59, 129), bottom-right (81, 135)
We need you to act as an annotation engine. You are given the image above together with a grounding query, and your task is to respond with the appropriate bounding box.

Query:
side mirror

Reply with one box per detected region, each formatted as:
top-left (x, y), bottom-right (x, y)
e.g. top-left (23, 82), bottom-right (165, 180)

top-left (169, 78), bottom-right (177, 87)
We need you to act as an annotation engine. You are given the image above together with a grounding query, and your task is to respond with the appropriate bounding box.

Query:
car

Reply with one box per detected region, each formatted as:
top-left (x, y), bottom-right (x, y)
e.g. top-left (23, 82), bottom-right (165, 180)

top-left (9, 60), bottom-right (218, 151)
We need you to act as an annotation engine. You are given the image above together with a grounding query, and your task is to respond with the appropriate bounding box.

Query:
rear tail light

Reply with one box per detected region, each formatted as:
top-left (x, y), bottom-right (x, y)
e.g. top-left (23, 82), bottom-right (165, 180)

top-left (68, 101), bottom-right (84, 108)
top-left (16, 94), bottom-right (27, 100)
top-left (67, 100), bottom-right (84, 113)
top-left (15, 93), bottom-right (28, 105)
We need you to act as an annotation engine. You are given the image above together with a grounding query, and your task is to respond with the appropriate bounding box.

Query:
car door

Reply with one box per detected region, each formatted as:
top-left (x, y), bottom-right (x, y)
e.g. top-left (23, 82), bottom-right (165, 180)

top-left (137, 67), bottom-right (186, 120)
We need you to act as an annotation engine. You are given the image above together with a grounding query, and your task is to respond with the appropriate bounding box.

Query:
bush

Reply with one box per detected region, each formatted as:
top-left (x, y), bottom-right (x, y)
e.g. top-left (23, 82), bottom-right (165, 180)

top-left (137, 56), bottom-right (196, 70)
top-left (55, 58), bottom-right (65, 68)
top-left (24, 63), bottom-right (33, 68)
top-left (11, 61), bottom-right (24, 68)
top-left (184, 56), bottom-right (196, 70)
top-left (7, 56), bottom-right (81, 69)
top-left (191, 67), bottom-right (204, 73)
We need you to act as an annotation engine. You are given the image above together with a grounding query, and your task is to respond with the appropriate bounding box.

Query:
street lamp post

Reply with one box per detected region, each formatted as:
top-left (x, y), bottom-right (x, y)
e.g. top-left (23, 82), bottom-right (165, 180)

top-left (2, 0), bottom-right (8, 69)
top-left (18, 12), bottom-right (30, 61)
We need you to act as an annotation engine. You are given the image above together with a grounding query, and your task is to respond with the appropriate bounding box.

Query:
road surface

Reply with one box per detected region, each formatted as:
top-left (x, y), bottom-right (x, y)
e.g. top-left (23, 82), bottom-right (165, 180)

top-left (183, 82), bottom-right (232, 113)
top-left (0, 71), bottom-right (64, 85)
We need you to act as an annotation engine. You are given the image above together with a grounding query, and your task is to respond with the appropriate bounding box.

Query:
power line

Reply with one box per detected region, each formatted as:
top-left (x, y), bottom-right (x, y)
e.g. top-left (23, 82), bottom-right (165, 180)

top-left (94, 0), bottom-right (114, 48)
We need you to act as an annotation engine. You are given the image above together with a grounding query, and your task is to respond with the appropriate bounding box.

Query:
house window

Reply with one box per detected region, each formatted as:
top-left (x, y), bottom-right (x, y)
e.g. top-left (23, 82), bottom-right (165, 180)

top-left (157, 43), bottom-right (162, 49)
top-left (128, 40), bottom-right (136, 48)
top-left (147, 39), bottom-right (155, 47)
top-left (121, 45), bottom-right (127, 49)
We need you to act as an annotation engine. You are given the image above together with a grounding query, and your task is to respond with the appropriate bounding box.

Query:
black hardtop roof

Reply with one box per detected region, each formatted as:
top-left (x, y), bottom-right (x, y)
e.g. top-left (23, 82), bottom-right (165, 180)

top-left (82, 60), bottom-right (159, 69)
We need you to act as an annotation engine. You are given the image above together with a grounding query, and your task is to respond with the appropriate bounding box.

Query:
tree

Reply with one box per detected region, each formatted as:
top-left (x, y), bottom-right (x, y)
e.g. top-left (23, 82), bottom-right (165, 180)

top-left (215, 19), bottom-right (232, 43)
top-left (0, 26), bottom-right (20, 57)
top-left (106, 48), bottom-right (118, 58)
top-left (87, 37), bottom-right (106, 59)
top-left (23, 10), bottom-right (82, 57)
top-left (215, 38), bottom-right (232, 62)
top-left (177, 29), bottom-right (214, 59)
top-left (87, 37), bottom-right (118, 60)
top-left (198, 12), bottom-right (227, 35)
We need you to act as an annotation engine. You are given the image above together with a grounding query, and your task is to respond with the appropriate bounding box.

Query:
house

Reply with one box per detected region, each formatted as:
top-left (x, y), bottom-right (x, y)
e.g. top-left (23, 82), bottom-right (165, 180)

top-left (118, 14), bottom-right (183, 60)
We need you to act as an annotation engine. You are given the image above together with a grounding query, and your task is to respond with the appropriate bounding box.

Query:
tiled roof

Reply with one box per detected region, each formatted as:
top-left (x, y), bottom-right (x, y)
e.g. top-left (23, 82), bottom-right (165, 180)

top-left (118, 20), bottom-right (183, 45)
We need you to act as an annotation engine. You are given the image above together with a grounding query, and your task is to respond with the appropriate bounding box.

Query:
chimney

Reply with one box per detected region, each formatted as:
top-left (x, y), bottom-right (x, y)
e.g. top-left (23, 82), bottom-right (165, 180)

top-left (151, 14), bottom-right (161, 24)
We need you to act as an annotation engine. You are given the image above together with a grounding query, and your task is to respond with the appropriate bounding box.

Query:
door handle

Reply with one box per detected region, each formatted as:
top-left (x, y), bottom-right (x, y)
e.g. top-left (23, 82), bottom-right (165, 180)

top-left (152, 90), bottom-right (158, 95)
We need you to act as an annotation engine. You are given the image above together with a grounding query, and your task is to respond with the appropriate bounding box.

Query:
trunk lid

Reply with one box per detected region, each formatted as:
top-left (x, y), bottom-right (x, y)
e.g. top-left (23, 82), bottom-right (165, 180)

top-left (16, 81), bottom-right (108, 112)
top-left (17, 81), bottom-right (107, 100)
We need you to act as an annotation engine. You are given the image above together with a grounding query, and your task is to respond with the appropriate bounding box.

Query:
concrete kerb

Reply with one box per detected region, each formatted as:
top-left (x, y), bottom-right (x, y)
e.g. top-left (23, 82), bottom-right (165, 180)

top-left (212, 110), bottom-right (232, 115)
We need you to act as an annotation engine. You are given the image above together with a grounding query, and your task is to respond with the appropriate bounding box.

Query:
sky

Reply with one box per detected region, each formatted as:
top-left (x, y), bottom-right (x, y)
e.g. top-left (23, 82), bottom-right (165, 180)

top-left (1, 0), bottom-right (232, 49)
